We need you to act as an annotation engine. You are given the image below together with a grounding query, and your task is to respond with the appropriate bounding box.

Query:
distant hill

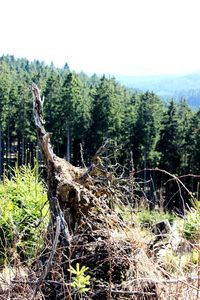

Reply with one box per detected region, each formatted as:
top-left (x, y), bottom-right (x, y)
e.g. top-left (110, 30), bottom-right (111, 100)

top-left (116, 73), bottom-right (200, 108)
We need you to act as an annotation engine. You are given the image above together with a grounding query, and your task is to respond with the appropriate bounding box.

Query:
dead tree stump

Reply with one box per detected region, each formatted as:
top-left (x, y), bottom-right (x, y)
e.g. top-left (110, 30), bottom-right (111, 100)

top-left (32, 84), bottom-right (160, 300)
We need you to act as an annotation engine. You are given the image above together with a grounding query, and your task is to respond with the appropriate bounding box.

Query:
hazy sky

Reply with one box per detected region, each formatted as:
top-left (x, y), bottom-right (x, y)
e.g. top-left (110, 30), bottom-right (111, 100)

top-left (0, 0), bottom-right (200, 76)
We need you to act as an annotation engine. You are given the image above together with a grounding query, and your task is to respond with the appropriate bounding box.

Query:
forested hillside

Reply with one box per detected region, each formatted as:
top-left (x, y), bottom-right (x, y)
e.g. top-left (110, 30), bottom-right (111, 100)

top-left (117, 73), bottom-right (200, 108)
top-left (0, 55), bottom-right (200, 181)
top-left (1, 55), bottom-right (200, 300)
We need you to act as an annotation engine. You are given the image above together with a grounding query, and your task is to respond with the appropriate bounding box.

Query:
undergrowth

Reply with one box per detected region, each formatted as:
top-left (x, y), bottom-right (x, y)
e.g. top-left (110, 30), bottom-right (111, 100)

top-left (0, 163), bottom-right (48, 265)
top-left (182, 198), bottom-right (200, 241)
top-left (116, 202), bottom-right (200, 277)
top-left (0, 166), bottom-right (200, 299)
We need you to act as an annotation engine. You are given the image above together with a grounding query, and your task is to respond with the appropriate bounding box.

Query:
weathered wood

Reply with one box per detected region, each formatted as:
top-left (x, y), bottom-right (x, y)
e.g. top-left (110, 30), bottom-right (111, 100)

top-left (32, 84), bottom-right (87, 229)
top-left (32, 84), bottom-right (162, 300)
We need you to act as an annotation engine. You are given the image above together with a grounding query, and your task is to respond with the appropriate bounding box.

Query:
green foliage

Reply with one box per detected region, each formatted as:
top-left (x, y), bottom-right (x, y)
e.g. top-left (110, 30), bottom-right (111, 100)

top-left (132, 91), bottom-right (164, 168)
top-left (0, 163), bottom-right (48, 264)
top-left (62, 72), bottom-right (92, 138)
top-left (191, 248), bottom-right (199, 264)
top-left (133, 209), bottom-right (176, 227)
top-left (0, 54), bottom-right (199, 177)
top-left (180, 197), bottom-right (200, 241)
top-left (177, 98), bottom-right (193, 172)
top-left (183, 209), bottom-right (200, 241)
top-left (90, 76), bottom-right (125, 152)
top-left (60, 72), bottom-right (92, 162)
top-left (187, 109), bottom-right (200, 173)
top-left (43, 69), bottom-right (64, 147)
top-left (68, 263), bottom-right (91, 295)
top-left (116, 206), bottom-right (176, 228)
top-left (157, 100), bottom-right (181, 172)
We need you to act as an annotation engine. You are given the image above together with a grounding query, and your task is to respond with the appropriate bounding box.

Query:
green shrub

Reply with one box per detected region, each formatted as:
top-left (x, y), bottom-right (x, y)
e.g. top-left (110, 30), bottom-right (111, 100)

top-left (183, 209), bottom-right (200, 241)
top-left (0, 163), bottom-right (48, 264)
top-left (180, 197), bottom-right (200, 241)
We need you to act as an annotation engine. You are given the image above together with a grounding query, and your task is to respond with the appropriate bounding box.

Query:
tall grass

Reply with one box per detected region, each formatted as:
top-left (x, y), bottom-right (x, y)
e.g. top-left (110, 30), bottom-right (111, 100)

top-left (182, 198), bottom-right (200, 242)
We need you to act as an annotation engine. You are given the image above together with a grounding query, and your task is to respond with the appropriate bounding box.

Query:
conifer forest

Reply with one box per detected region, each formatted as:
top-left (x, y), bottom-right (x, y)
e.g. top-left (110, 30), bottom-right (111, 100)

top-left (0, 55), bottom-right (200, 209)
top-left (1, 55), bottom-right (200, 299)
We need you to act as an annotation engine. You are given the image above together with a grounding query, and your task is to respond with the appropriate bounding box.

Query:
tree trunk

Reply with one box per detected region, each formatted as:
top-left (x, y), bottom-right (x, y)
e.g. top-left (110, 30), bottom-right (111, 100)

top-left (66, 127), bottom-right (70, 162)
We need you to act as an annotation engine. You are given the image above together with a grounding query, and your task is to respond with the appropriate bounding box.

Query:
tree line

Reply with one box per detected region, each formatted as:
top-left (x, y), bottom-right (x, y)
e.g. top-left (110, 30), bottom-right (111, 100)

top-left (0, 55), bottom-right (200, 184)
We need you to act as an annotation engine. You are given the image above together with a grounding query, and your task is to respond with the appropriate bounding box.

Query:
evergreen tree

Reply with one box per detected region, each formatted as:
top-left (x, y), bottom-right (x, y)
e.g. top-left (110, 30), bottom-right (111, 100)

top-left (132, 91), bottom-right (163, 168)
top-left (0, 61), bottom-right (13, 174)
top-left (0, 54), bottom-right (198, 182)
top-left (187, 109), bottom-right (200, 173)
top-left (158, 100), bottom-right (180, 173)
top-left (90, 76), bottom-right (125, 154)
top-left (44, 69), bottom-right (64, 155)
top-left (62, 72), bottom-right (92, 164)
top-left (119, 89), bottom-right (141, 166)
top-left (177, 98), bottom-right (193, 173)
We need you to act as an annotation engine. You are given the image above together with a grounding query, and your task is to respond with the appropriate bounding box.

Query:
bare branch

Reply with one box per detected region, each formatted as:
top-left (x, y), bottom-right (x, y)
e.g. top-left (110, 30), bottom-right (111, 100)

top-left (32, 83), bottom-right (54, 164)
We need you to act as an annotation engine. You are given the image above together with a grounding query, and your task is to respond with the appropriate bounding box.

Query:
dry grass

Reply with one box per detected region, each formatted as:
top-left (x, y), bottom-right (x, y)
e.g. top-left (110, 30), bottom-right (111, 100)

top-left (0, 266), bottom-right (42, 300)
top-left (0, 210), bottom-right (200, 300)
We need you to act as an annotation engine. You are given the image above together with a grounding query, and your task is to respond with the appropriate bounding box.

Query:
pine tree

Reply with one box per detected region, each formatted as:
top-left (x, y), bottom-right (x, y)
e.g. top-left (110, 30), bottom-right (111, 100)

top-left (90, 76), bottom-right (125, 154)
top-left (158, 100), bottom-right (180, 173)
top-left (0, 61), bottom-right (13, 175)
top-left (44, 69), bottom-right (64, 155)
top-left (62, 72), bottom-right (92, 164)
top-left (177, 98), bottom-right (193, 173)
top-left (132, 91), bottom-right (163, 169)
top-left (187, 109), bottom-right (200, 173)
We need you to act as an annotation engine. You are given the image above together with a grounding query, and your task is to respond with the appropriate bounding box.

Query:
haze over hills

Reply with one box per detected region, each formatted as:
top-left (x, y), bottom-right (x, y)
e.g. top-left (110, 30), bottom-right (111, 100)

top-left (116, 72), bottom-right (200, 108)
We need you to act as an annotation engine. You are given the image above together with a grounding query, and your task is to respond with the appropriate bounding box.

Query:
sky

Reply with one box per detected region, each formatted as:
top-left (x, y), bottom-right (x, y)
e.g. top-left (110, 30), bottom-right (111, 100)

top-left (0, 0), bottom-right (200, 76)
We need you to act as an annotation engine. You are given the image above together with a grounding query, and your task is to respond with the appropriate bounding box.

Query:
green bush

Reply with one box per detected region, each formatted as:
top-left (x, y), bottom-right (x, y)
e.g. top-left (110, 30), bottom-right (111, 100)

top-left (0, 163), bottom-right (48, 264)
top-left (180, 198), bottom-right (200, 241)
top-left (183, 209), bottom-right (200, 241)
